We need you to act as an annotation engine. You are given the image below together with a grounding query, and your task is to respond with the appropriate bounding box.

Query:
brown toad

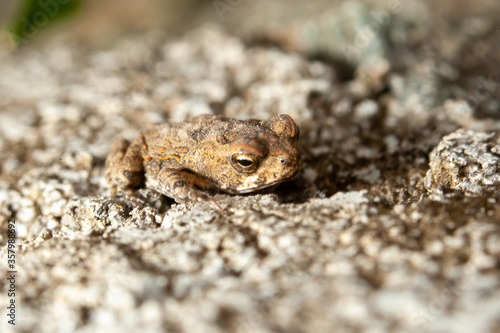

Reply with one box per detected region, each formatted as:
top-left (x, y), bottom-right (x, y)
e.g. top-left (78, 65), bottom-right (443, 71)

top-left (105, 114), bottom-right (301, 209)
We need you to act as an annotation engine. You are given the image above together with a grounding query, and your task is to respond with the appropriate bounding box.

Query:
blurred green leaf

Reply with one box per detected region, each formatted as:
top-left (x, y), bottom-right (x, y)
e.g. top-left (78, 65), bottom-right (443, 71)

top-left (8, 0), bottom-right (81, 45)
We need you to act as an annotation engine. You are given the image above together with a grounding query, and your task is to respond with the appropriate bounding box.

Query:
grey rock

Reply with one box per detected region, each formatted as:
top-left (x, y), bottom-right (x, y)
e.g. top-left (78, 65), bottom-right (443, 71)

top-left (425, 129), bottom-right (500, 194)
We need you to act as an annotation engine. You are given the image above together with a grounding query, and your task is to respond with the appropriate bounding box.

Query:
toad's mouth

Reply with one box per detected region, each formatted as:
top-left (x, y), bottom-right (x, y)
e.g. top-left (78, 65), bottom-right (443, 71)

top-left (230, 171), bottom-right (300, 194)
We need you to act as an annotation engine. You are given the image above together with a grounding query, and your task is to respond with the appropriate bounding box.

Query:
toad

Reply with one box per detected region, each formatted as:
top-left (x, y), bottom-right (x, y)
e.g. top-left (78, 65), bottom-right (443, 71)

top-left (105, 114), bottom-right (301, 209)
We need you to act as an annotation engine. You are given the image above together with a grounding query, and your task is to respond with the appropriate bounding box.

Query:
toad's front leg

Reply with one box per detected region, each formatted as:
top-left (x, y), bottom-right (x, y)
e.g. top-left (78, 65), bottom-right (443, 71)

top-left (157, 169), bottom-right (222, 210)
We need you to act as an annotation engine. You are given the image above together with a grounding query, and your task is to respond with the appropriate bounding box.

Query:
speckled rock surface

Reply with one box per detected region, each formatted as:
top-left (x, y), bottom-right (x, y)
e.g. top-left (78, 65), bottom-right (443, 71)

top-left (1, 1), bottom-right (500, 332)
top-left (425, 129), bottom-right (500, 194)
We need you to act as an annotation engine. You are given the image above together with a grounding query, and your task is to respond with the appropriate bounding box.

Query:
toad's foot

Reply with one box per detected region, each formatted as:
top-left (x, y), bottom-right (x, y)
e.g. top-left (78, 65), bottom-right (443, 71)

top-left (108, 186), bottom-right (148, 208)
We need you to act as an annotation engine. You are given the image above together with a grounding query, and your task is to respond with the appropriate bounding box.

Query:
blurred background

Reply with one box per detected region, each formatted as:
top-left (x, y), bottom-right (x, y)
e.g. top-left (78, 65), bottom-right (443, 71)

top-left (1, 0), bottom-right (499, 122)
top-left (1, 0), bottom-right (498, 48)
top-left (1, 0), bottom-right (328, 47)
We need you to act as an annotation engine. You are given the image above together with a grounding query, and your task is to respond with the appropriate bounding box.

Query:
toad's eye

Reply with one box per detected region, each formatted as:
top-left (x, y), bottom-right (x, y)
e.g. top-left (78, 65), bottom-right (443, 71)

top-left (231, 153), bottom-right (258, 173)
